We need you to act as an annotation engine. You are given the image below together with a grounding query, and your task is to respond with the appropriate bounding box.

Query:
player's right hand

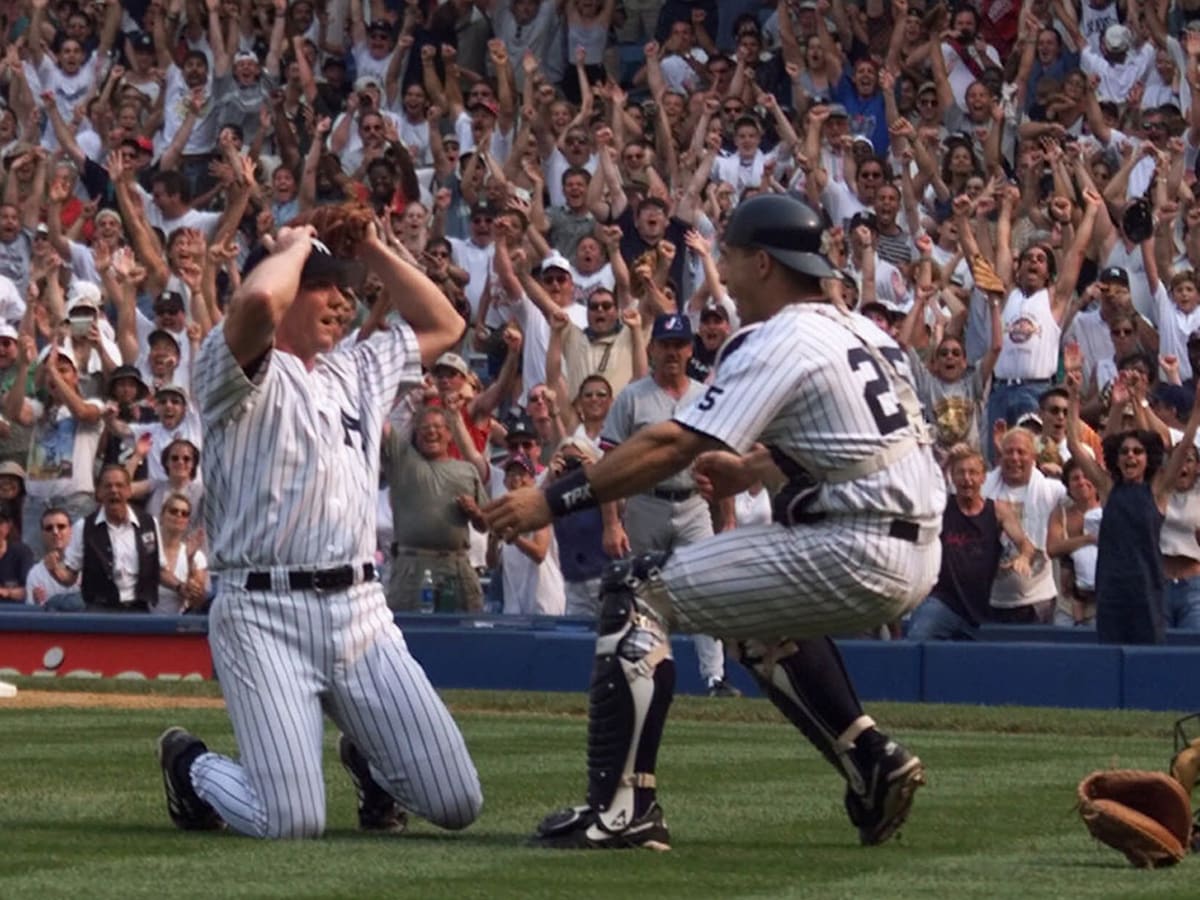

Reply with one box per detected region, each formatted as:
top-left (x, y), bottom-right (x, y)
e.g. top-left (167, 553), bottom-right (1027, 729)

top-left (692, 450), bottom-right (752, 501)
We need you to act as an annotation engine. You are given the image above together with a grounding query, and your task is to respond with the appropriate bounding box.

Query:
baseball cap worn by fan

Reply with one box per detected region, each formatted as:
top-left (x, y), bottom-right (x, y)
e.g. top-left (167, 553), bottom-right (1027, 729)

top-left (155, 383), bottom-right (189, 404)
top-left (132, 31), bottom-right (154, 53)
top-left (354, 75), bottom-right (383, 93)
top-left (723, 194), bottom-right (836, 280)
top-left (504, 411), bottom-right (538, 440)
top-left (502, 452), bottom-right (537, 477)
top-left (433, 352), bottom-right (470, 377)
top-left (700, 299), bottom-right (729, 321)
top-left (539, 251), bottom-right (572, 276)
top-left (147, 328), bottom-right (181, 352)
top-left (1104, 24), bottom-right (1132, 52)
top-left (651, 313), bottom-right (692, 341)
top-left (154, 290), bottom-right (185, 314)
top-left (0, 322), bottom-right (17, 341)
top-left (67, 281), bottom-right (103, 312)
top-left (1099, 266), bottom-right (1130, 286)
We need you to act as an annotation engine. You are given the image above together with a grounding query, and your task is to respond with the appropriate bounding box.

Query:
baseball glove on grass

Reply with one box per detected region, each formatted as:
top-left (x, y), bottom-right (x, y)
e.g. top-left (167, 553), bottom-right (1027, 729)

top-left (1077, 770), bottom-right (1192, 868)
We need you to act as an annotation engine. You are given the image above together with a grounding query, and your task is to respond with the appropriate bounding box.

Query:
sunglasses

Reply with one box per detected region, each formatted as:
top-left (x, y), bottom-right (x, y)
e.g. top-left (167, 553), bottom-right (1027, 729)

top-left (165, 506), bottom-right (191, 517)
top-left (1119, 446), bottom-right (1147, 456)
top-left (859, 170), bottom-right (884, 180)
top-left (1110, 328), bottom-right (1134, 336)
top-left (168, 453), bottom-right (194, 462)
top-left (542, 273), bottom-right (570, 285)
top-left (42, 523), bottom-right (69, 532)
top-left (565, 136), bottom-right (588, 145)
top-left (580, 390), bottom-right (610, 399)
top-left (588, 301), bottom-right (615, 311)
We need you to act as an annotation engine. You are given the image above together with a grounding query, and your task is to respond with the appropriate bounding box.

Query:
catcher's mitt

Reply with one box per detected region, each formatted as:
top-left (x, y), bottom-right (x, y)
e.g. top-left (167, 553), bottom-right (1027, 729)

top-left (287, 204), bottom-right (375, 259)
top-left (1077, 770), bottom-right (1192, 868)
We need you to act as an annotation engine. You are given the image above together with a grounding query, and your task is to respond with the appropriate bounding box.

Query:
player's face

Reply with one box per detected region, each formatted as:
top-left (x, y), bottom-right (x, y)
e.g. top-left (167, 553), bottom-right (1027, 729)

top-left (1000, 434), bottom-right (1035, 485)
top-left (649, 338), bottom-right (692, 377)
top-left (40, 514), bottom-right (71, 551)
top-left (286, 283), bottom-right (347, 357)
top-left (718, 246), bottom-right (769, 323)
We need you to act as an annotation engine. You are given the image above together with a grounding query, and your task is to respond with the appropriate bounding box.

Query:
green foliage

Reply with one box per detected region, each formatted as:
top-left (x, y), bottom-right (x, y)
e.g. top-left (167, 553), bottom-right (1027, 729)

top-left (1, 687), bottom-right (1197, 900)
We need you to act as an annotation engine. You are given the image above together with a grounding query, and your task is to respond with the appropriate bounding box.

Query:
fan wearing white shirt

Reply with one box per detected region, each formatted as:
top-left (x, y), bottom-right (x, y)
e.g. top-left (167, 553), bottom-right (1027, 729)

top-left (25, 0), bottom-right (120, 135)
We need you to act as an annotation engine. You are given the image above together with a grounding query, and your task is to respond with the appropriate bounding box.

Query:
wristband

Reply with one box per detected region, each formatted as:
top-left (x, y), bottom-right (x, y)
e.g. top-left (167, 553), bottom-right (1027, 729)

top-left (544, 467), bottom-right (598, 517)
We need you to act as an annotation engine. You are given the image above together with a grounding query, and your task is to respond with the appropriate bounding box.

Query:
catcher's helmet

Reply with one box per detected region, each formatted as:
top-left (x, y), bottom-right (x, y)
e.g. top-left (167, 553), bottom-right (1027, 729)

top-left (722, 194), bottom-right (835, 280)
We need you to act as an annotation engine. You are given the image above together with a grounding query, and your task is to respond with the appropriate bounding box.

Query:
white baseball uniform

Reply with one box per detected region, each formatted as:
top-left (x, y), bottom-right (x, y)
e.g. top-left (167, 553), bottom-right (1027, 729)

top-left (188, 319), bottom-right (482, 839)
top-left (661, 304), bottom-right (945, 639)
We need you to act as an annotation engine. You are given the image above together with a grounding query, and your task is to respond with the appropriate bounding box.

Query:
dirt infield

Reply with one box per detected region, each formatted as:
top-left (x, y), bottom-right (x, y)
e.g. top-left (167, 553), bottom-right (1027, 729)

top-left (0, 690), bottom-right (224, 710)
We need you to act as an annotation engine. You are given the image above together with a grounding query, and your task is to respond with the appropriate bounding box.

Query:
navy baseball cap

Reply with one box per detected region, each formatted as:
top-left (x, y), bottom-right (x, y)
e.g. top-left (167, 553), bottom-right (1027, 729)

top-left (132, 32), bottom-right (155, 53)
top-left (242, 238), bottom-right (365, 292)
top-left (504, 411), bottom-right (538, 440)
top-left (651, 314), bottom-right (692, 342)
top-left (1099, 266), bottom-right (1130, 285)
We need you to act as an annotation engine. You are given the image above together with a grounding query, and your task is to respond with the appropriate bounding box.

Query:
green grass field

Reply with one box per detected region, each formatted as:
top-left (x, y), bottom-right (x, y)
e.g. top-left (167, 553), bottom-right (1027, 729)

top-left (2, 679), bottom-right (1198, 900)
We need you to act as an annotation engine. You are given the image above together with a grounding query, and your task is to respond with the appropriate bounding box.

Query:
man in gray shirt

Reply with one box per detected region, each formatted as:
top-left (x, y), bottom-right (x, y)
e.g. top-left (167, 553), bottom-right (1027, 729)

top-left (384, 405), bottom-right (488, 611)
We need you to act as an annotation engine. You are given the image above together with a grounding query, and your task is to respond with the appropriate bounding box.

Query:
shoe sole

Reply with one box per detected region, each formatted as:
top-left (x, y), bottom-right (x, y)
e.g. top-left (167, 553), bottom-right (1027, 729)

top-left (530, 831), bottom-right (672, 852)
top-left (860, 758), bottom-right (925, 847)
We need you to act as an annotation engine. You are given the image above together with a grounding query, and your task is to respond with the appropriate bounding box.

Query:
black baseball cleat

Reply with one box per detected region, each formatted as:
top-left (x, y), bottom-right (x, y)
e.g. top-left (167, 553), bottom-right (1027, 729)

top-left (529, 803), bottom-right (671, 851)
top-left (338, 734), bottom-right (408, 833)
top-left (157, 726), bottom-right (223, 831)
top-left (844, 738), bottom-right (926, 846)
top-left (707, 678), bottom-right (742, 698)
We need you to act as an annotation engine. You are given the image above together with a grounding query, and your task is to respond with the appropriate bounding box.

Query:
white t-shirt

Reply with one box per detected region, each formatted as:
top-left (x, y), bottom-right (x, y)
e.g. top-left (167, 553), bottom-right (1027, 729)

top-left (159, 63), bottom-right (218, 155)
top-left (939, 42), bottom-right (1001, 110)
top-left (153, 544), bottom-right (207, 615)
top-left (1081, 43), bottom-right (1156, 105)
top-left (25, 559), bottom-right (78, 606)
top-left (500, 530), bottom-right (565, 615)
top-left (982, 467), bottom-right (1065, 607)
top-left (447, 236), bottom-right (496, 322)
top-left (64, 507), bottom-right (161, 605)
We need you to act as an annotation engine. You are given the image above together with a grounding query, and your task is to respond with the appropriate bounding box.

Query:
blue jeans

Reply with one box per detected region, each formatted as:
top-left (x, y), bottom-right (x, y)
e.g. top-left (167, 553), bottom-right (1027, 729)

top-left (986, 379), bottom-right (1053, 464)
top-left (1165, 575), bottom-right (1200, 629)
top-left (905, 595), bottom-right (978, 641)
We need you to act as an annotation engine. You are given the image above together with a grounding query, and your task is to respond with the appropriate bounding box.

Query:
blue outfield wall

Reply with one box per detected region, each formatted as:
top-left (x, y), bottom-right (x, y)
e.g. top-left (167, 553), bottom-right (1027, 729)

top-left (1, 610), bottom-right (1198, 711)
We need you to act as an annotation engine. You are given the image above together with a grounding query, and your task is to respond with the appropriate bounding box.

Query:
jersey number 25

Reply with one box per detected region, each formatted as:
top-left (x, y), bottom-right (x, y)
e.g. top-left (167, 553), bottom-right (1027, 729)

top-left (847, 347), bottom-right (906, 436)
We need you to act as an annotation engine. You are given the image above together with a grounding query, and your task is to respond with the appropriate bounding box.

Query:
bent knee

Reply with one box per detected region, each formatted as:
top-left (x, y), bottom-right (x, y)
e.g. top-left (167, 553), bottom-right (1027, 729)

top-left (429, 787), bottom-right (483, 831)
top-left (263, 810), bottom-right (326, 840)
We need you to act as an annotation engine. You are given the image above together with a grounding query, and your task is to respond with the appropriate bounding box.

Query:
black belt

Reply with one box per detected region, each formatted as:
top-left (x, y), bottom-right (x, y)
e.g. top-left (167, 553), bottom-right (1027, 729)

top-left (888, 519), bottom-right (920, 543)
top-left (244, 563), bottom-right (375, 592)
top-left (651, 487), bottom-right (696, 502)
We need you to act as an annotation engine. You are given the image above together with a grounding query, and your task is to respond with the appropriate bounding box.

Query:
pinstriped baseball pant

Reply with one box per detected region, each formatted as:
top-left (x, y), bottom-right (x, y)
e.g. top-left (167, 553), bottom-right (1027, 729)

top-left (191, 580), bottom-right (482, 838)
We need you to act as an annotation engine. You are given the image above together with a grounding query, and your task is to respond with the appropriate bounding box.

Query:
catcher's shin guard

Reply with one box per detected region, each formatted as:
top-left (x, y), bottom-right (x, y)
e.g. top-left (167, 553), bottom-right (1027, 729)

top-left (735, 637), bottom-right (874, 787)
top-left (586, 554), bottom-right (676, 834)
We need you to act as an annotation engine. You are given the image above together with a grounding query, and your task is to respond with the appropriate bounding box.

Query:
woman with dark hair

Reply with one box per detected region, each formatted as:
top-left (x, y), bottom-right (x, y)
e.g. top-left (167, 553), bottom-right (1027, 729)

top-left (1066, 375), bottom-right (1200, 643)
top-left (146, 439), bottom-right (203, 541)
top-left (1162, 442), bottom-right (1200, 629)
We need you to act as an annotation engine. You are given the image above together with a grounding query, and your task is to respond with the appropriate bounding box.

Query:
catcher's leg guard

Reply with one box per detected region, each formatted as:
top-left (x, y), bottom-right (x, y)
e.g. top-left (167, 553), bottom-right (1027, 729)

top-left (735, 637), bottom-right (924, 845)
top-left (586, 554), bottom-right (676, 834)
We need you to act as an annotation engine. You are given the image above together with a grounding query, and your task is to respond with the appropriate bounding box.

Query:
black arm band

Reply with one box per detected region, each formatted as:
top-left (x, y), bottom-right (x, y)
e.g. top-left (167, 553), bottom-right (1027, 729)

top-left (544, 467), bottom-right (598, 518)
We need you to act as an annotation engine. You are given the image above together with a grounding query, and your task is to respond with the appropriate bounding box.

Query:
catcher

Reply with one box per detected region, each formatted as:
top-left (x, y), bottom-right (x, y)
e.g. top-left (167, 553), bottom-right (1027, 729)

top-left (154, 205), bottom-right (483, 839)
top-left (1077, 713), bottom-right (1200, 867)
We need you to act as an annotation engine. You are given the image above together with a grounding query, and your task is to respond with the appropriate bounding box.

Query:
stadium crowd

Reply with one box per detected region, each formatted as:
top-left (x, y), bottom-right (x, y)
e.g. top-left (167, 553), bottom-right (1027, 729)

top-left (0, 0), bottom-right (1197, 645)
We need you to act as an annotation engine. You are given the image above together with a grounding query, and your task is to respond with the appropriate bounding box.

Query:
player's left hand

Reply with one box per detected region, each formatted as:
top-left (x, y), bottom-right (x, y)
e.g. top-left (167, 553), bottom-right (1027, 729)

top-left (482, 487), bottom-right (552, 540)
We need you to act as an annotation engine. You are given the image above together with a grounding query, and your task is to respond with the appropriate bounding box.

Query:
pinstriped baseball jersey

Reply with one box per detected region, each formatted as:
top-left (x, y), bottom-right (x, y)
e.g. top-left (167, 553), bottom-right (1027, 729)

top-left (602, 375), bottom-right (706, 493)
top-left (195, 319), bottom-right (422, 569)
top-left (673, 304), bottom-right (944, 521)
